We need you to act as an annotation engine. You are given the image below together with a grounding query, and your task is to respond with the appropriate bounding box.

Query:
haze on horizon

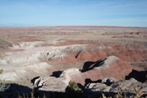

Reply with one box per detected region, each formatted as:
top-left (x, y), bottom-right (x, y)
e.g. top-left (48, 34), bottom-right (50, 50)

top-left (0, 0), bottom-right (147, 27)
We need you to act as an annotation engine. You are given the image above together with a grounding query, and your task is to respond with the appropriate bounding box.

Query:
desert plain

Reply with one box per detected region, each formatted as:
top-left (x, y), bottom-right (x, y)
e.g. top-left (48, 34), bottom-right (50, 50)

top-left (0, 26), bottom-right (147, 97)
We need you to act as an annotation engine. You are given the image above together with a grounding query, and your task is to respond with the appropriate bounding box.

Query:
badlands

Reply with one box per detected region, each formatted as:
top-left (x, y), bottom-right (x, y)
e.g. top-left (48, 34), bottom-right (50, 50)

top-left (0, 26), bottom-right (147, 98)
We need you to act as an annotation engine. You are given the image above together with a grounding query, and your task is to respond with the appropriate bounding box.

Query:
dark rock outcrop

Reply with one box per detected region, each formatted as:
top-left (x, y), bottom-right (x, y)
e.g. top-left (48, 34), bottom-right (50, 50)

top-left (84, 78), bottom-right (147, 97)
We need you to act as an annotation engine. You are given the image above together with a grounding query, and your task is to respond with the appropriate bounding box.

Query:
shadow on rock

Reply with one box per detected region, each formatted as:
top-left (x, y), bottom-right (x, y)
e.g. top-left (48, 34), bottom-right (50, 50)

top-left (125, 69), bottom-right (147, 83)
top-left (81, 58), bottom-right (107, 72)
top-left (31, 76), bottom-right (40, 85)
top-left (76, 78), bottom-right (102, 93)
top-left (0, 83), bottom-right (71, 98)
top-left (0, 83), bottom-right (32, 98)
top-left (50, 71), bottom-right (63, 78)
top-left (84, 78), bottom-right (102, 87)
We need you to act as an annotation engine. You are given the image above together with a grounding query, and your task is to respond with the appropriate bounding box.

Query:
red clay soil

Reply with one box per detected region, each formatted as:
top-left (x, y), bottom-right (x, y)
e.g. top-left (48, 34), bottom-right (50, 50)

top-left (15, 38), bottom-right (41, 42)
top-left (49, 41), bottom-right (147, 63)
top-left (49, 49), bottom-right (108, 63)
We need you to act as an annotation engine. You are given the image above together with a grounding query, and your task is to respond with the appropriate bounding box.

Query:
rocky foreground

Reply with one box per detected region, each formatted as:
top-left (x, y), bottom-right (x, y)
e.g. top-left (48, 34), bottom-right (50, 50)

top-left (0, 26), bottom-right (147, 98)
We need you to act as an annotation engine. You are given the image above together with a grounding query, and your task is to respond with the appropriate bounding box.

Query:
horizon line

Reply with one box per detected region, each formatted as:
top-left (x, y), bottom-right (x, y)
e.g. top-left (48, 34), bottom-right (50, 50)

top-left (0, 25), bottom-right (147, 28)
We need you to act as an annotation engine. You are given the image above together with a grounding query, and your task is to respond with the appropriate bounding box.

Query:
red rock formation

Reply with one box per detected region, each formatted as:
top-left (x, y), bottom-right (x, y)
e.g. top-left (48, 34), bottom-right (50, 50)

top-left (49, 40), bottom-right (147, 64)
top-left (70, 56), bottom-right (133, 85)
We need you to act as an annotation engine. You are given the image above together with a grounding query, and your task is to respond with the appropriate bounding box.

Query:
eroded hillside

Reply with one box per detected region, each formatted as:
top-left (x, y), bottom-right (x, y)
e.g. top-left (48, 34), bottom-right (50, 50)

top-left (0, 26), bottom-right (147, 97)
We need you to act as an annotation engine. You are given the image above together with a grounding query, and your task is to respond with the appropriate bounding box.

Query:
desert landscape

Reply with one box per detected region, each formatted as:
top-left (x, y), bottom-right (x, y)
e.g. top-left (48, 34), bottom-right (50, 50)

top-left (0, 26), bottom-right (147, 98)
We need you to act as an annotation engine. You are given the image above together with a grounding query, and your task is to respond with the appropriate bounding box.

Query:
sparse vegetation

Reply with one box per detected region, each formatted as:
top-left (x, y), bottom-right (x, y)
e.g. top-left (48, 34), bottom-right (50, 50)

top-left (101, 87), bottom-right (146, 98)
top-left (0, 80), bottom-right (10, 92)
top-left (0, 69), bottom-right (3, 74)
top-left (66, 81), bottom-right (84, 98)
top-left (0, 69), bottom-right (10, 92)
top-left (134, 87), bottom-right (144, 98)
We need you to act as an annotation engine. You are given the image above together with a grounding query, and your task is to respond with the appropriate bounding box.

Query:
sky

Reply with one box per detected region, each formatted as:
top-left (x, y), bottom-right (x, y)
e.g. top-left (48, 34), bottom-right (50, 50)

top-left (0, 0), bottom-right (147, 27)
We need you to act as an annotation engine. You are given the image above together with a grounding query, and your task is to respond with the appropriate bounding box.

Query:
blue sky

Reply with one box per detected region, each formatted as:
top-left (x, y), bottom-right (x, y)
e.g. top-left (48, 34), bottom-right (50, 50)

top-left (0, 0), bottom-right (147, 27)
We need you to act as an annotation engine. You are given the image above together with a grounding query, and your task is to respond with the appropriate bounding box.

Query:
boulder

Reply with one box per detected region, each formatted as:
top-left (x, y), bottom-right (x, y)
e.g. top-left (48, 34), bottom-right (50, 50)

top-left (32, 76), bottom-right (70, 92)
top-left (84, 78), bottom-right (147, 97)
top-left (85, 83), bottom-right (111, 92)
top-left (101, 78), bottom-right (117, 86)
top-left (110, 78), bottom-right (147, 94)
top-left (31, 68), bottom-right (80, 92)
